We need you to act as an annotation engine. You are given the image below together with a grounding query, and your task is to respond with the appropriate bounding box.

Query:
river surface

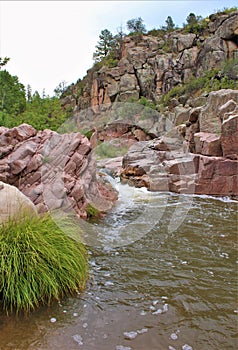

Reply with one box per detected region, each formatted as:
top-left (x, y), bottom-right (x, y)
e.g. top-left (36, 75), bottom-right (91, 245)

top-left (0, 182), bottom-right (237, 350)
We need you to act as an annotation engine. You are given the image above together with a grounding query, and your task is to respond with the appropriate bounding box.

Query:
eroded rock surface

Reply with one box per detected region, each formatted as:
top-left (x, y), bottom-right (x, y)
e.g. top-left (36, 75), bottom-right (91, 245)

top-left (0, 124), bottom-right (118, 218)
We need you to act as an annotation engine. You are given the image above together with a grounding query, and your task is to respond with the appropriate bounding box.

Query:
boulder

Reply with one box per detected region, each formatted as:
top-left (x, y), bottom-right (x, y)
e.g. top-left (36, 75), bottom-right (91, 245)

top-left (0, 181), bottom-right (37, 225)
top-left (217, 12), bottom-right (238, 39)
top-left (194, 132), bottom-right (222, 156)
top-left (174, 33), bottom-right (196, 52)
top-left (97, 157), bottom-right (123, 177)
top-left (195, 155), bottom-right (238, 196)
top-left (199, 89), bottom-right (238, 133)
top-left (221, 114), bottom-right (238, 159)
top-left (174, 105), bottom-right (191, 125)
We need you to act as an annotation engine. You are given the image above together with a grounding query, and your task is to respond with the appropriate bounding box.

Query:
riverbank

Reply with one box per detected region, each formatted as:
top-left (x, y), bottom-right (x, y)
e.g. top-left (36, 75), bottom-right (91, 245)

top-left (0, 185), bottom-right (237, 350)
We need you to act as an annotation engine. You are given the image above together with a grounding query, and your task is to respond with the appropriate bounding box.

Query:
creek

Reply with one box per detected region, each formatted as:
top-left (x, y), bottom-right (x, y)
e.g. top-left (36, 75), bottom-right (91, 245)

top-left (0, 181), bottom-right (237, 350)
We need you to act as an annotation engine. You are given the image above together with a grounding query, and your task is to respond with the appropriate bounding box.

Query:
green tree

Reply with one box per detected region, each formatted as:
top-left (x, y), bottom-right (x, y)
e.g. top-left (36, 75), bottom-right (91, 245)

top-left (26, 84), bottom-right (32, 102)
top-left (184, 13), bottom-right (203, 34)
top-left (19, 93), bottom-right (68, 131)
top-left (54, 80), bottom-right (68, 98)
top-left (186, 13), bottom-right (202, 25)
top-left (115, 24), bottom-right (126, 44)
top-left (0, 57), bottom-right (10, 69)
top-left (0, 70), bottom-right (26, 115)
top-left (126, 17), bottom-right (146, 34)
top-left (93, 29), bottom-right (116, 62)
top-left (165, 16), bottom-right (175, 31)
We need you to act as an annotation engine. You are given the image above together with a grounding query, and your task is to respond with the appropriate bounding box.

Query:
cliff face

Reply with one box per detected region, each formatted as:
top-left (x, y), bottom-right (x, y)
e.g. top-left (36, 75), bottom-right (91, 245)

top-left (59, 11), bottom-right (238, 199)
top-left (62, 11), bottom-right (238, 113)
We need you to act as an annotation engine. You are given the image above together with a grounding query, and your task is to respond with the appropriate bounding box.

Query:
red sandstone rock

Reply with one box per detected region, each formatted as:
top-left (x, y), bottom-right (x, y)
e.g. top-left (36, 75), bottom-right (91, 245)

top-left (195, 155), bottom-right (238, 196)
top-left (120, 138), bottom-right (237, 198)
top-left (199, 89), bottom-right (238, 134)
top-left (0, 124), bottom-right (118, 218)
top-left (221, 114), bottom-right (238, 159)
top-left (194, 132), bottom-right (222, 156)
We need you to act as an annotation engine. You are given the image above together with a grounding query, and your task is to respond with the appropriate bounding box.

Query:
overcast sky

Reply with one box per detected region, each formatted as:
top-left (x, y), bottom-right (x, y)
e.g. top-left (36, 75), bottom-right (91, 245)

top-left (0, 0), bottom-right (237, 96)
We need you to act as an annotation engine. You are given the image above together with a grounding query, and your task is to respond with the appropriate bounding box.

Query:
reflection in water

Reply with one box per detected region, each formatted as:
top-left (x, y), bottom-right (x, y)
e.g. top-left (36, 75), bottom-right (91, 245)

top-left (0, 183), bottom-right (237, 350)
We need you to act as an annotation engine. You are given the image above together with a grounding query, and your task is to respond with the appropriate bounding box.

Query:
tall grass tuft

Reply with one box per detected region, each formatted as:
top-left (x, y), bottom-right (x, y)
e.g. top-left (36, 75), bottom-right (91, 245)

top-left (0, 213), bottom-right (88, 314)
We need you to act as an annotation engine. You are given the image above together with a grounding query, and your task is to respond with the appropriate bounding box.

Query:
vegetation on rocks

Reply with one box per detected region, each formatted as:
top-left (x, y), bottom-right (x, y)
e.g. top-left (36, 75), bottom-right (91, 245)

top-left (160, 58), bottom-right (238, 106)
top-left (95, 140), bottom-right (129, 159)
top-left (0, 213), bottom-right (88, 314)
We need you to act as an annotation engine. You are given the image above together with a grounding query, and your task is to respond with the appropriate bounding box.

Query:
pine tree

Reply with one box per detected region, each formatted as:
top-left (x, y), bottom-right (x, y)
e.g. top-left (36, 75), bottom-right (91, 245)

top-left (26, 85), bottom-right (32, 102)
top-left (165, 16), bottom-right (175, 31)
top-left (93, 29), bottom-right (116, 62)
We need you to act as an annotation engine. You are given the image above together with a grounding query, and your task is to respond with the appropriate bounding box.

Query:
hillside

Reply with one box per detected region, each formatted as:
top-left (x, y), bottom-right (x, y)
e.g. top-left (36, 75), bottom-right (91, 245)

top-left (61, 10), bottom-right (238, 119)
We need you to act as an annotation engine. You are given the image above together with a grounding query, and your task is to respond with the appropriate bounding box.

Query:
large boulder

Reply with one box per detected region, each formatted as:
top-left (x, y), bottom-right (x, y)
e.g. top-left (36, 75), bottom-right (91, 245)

top-left (0, 124), bottom-right (118, 219)
top-left (170, 33), bottom-right (196, 52)
top-left (195, 155), bottom-right (238, 196)
top-left (194, 132), bottom-right (222, 156)
top-left (0, 181), bottom-right (37, 225)
top-left (199, 89), bottom-right (238, 133)
top-left (216, 12), bottom-right (238, 39)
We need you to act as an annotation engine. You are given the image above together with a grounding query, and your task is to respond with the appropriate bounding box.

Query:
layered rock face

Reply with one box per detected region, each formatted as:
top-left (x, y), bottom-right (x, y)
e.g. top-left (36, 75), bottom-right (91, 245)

top-left (121, 89), bottom-right (238, 198)
top-left (0, 124), bottom-right (118, 218)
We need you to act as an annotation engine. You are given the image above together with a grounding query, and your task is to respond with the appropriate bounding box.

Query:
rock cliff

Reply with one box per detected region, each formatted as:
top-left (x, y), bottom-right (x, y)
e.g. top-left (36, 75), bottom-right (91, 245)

top-left (62, 11), bottom-right (238, 113)
top-left (59, 10), bottom-right (238, 199)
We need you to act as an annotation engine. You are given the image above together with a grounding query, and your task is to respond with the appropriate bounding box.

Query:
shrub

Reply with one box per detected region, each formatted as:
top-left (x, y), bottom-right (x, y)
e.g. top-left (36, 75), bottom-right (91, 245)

top-left (85, 203), bottom-right (100, 218)
top-left (95, 140), bottom-right (129, 159)
top-left (214, 7), bottom-right (238, 15)
top-left (138, 96), bottom-right (157, 110)
top-left (0, 213), bottom-right (88, 314)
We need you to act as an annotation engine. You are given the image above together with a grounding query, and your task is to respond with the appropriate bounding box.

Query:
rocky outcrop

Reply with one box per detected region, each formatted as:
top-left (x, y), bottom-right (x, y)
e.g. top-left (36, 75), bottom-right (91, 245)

top-left (0, 124), bottom-right (118, 219)
top-left (0, 181), bottom-right (37, 225)
top-left (120, 89), bottom-right (238, 198)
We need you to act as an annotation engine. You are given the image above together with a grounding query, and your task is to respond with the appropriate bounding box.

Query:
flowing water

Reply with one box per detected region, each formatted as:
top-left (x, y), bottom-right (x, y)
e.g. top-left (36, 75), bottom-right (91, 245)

top-left (0, 182), bottom-right (237, 350)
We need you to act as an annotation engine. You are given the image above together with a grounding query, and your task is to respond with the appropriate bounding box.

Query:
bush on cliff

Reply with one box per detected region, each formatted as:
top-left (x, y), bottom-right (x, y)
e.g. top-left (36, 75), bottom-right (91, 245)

top-left (0, 213), bottom-right (88, 314)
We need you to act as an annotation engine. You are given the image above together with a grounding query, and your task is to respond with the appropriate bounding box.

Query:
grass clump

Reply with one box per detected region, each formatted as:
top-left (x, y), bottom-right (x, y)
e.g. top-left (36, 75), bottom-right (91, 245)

top-left (85, 203), bottom-right (100, 219)
top-left (95, 140), bottom-right (129, 159)
top-left (0, 213), bottom-right (88, 314)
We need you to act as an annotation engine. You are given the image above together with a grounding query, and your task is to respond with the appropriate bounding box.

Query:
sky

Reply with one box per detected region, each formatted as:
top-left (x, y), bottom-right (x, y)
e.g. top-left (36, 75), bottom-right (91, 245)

top-left (0, 0), bottom-right (237, 96)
